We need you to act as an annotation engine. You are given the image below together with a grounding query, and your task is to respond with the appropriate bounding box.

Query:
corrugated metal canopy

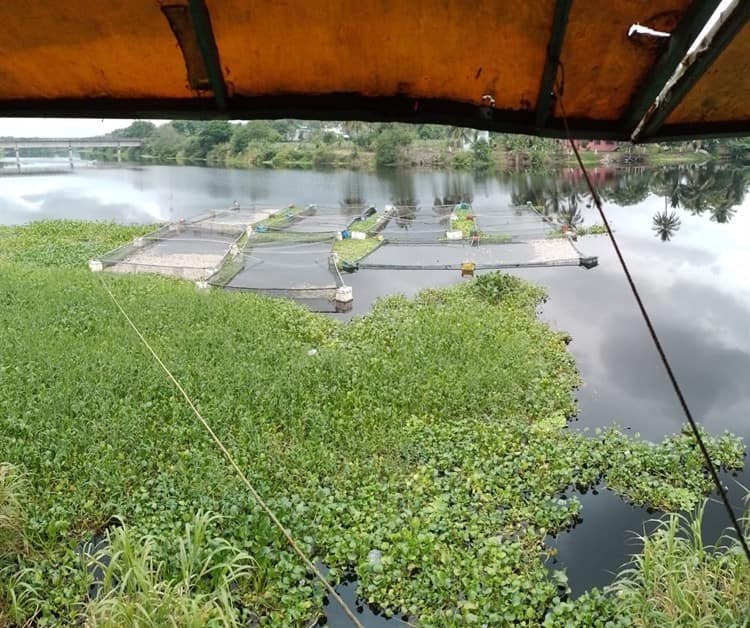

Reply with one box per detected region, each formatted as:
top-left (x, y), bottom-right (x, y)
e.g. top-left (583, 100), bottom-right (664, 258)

top-left (0, 0), bottom-right (748, 141)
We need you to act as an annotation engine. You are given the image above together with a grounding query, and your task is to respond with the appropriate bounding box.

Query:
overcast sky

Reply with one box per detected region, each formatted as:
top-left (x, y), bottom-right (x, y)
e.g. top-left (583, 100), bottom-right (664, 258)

top-left (0, 118), bottom-right (142, 138)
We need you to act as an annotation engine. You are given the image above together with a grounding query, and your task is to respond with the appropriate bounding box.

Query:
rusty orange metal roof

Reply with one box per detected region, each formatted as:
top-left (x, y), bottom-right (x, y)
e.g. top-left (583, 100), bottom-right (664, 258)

top-left (0, 0), bottom-right (747, 141)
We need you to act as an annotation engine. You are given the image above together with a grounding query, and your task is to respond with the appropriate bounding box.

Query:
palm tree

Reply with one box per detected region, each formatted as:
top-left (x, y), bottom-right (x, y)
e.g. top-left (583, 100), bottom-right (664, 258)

top-left (709, 199), bottom-right (737, 224)
top-left (652, 209), bottom-right (681, 242)
top-left (557, 196), bottom-right (583, 230)
top-left (678, 167), bottom-right (714, 216)
top-left (604, 171), bottom-right (650, 206)
top-left (649, 167), bottom-right (682, 209)
top-left (542, 180), bottom-right (564, 217)
top-left (707, 167), bottom-right (746, 223)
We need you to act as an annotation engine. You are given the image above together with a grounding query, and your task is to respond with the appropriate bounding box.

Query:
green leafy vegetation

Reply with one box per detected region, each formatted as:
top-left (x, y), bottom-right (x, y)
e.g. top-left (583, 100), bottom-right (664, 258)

top-left (332, 237), bottom-right (380, 265)
top-left (577, 224), bottom-right (607, 236)
top-left (481, 233), bottom-right (514, 244)
top-left (40, 118), bottom-right (746, 172)
top-left (0, 222), bottom-right (745, 625)
top-left (611, 503), bottom-right (750, 626)
top-left (85, 512), bottom-right (257, 626)
top-left (0, 220), bottom-right (154, 268)
top-left (374, 124), bottom-right (415, 167)
top-left (450, 207), bottom-right (476, 237)
top-left (349, 214), bottom-right (380, 233)
top-left (0, 463), bottom-right (25, 559)
top-left (446, 206), bottom-right (513, 242)
top-left (548, 224), bottom-right (608, 239)
top-left (253, 205), bottom-right (301, 231)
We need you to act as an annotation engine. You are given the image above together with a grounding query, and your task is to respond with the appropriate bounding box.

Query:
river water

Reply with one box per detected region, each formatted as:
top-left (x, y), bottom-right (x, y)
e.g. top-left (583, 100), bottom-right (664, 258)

top-left (2, 162), bottom-right (748, 607)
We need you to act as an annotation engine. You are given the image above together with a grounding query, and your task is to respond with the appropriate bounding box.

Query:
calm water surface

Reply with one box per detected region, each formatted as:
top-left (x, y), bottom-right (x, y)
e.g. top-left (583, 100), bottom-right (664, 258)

top-left (2, 163), bottom-right (748, 610)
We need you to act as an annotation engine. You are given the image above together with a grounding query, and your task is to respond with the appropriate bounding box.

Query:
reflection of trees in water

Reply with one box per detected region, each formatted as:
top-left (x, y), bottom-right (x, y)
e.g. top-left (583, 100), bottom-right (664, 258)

top-left (510, 173), bottom-right (589, 226)
top-left (649, 164), bottom-right (747, 224)
top-left (393, 204), bottom-right (417, 230)
top-left (387, 171), bottom-right (418, 208)
top-left (541, 180), bottom-right (585, 227)
top-left (504, 164), bottom-right (745, 244)
top-left (652, 209), bottom-right (681, 242)
top-left (603, 170), bottom-right (650, 206)
top-left (432, 172), bottom-right (474, 207)
top-left (340, 172), bottom-right (366, 213)
top-left (247, 178), bottom-right (269, 204)
top-left (510, 172), bottom-right (547, 208)
top-left (649, 168), bottom-right (681, 209)
top-left (557, 195), bottom-right (583, 229)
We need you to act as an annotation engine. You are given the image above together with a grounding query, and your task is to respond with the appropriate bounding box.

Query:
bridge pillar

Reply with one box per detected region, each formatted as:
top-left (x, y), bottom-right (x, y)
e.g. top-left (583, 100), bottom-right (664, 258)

top-left (68, 143), bottom-right (74, 169)
top-left (117, 142), bottom-right (122, 163)
top-left (15, 144), bottom-right (20, 172)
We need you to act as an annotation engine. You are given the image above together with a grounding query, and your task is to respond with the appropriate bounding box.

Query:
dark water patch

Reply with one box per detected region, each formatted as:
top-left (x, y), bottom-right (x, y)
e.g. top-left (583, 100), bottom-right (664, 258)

top-left (76, 516), bottom-right (123, 602)
top-left (321, 574), bottom-right (404, 627)
top-left (545, 488), bottom-right (658, 597)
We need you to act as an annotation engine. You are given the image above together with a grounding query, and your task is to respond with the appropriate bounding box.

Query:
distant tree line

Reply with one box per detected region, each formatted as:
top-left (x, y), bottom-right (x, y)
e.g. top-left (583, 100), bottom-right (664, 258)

top-left (90, 120), bottom-right (750, 170)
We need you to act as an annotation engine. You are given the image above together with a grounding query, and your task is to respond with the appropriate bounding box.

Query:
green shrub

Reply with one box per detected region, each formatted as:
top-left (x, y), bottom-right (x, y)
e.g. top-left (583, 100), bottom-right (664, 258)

top-left (0, 463), bottom-right (25, 558)
top-left (610, 503), bottom-right (750, 626)
top-left (471, 138), bottom-right (492, 169)
top-left (451, 151), bottom-right (472, 169)
top-left (374, 125), bottom-right (413, 167)
top-left (85, 512), bottom-right (256, 626)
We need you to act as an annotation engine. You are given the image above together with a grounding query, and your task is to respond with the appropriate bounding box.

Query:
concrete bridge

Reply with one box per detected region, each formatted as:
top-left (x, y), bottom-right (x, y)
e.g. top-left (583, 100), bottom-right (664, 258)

top-left (0, 137), bottom-right (143, 171)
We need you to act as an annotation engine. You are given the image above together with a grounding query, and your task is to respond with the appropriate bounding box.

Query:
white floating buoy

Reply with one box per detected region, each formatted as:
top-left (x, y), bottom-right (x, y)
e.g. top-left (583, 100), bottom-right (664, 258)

top-left (335, 286), bottom-right (354, 303)
top-left (88, 259), bottom-right (103, 272)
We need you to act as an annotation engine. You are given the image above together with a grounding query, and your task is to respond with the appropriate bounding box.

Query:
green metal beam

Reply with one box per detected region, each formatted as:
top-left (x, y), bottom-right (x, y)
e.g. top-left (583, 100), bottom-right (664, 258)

top-left (639, 0), bottom-right (750, 140)
top-left (621, 0), bottom-right (722, 134)
top-left (535, 0), bottom-right (572, 129)
top-left (187, 0), bottom-right (227, 111)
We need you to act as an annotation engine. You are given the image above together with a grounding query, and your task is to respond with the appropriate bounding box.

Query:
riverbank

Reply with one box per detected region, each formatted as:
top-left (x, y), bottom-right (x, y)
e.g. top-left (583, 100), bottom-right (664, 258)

top-left (0, 221), bottom-right (746, 626)
top-left (85, 120), bottom-right (735, 175)
top-left (198, 141), bottom-right (714, 173)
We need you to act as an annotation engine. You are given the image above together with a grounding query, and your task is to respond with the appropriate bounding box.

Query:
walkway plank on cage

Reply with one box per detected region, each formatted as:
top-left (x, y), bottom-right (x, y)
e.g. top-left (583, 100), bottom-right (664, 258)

top-left (358, 238), bottom-right (595, 270)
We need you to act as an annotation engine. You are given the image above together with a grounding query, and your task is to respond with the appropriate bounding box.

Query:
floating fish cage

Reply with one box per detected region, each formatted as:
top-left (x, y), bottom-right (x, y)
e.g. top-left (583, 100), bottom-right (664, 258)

top-left (90, 201), bottom-right (596, 307)
top-left (94, 223), bottom-right (245, 281)
top-left (187, 205), bottom-right (276, 234)
top-left (358, 237), bottom-right (596, 271)
top-left (209, 239), bottom-right (341, 294)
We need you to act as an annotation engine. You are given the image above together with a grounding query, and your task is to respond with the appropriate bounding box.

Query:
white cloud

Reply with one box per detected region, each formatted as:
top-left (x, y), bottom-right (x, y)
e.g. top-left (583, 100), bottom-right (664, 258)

top-left (0, 118), bottom-right (143, 138)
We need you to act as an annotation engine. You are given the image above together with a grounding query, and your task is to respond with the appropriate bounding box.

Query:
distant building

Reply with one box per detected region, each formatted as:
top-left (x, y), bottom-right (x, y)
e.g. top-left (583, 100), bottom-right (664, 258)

top-left (292, 126), bottom-right (311, 142)
top-left (323, 123), bottom-right (350, 140)
top-left (462, 129), bottom-right (490, 150)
